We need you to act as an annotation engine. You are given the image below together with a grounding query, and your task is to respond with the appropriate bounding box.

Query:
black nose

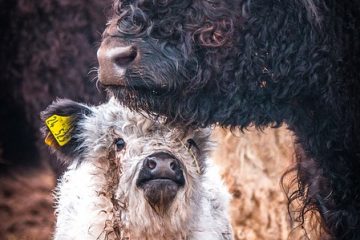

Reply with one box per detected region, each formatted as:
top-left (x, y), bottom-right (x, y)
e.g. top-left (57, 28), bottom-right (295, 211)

top-left (143, 152), bottom-right (182, 178)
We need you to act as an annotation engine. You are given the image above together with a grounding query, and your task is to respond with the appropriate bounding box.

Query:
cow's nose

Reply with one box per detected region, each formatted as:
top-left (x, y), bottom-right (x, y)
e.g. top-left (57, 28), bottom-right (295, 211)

top-left (110, 46), bottom-right (137, 68)
top-left (97, 45), bottom-right (137, 86)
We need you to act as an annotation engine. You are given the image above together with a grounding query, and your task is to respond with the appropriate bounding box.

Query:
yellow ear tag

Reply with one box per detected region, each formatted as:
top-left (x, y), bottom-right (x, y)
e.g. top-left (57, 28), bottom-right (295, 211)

top-left (45, 115), bottom-right (72, 146)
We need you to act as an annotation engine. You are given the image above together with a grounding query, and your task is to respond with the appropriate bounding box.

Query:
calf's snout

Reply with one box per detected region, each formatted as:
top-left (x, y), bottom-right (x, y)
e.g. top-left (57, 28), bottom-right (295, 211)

top-left (137, 152), bottom-right (185, 187)
top-left (144, 152), bottom-right (182, 178)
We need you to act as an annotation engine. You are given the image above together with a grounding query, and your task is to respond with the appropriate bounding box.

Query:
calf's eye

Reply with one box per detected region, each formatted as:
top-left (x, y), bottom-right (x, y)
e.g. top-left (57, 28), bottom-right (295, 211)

top-left (114, 138), bottom-right (126, 151)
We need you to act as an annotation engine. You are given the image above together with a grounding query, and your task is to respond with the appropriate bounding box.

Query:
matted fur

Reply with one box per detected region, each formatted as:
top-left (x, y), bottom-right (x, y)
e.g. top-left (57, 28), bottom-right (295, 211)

top-left (212, 126), bottom-right (327, 240)
top-left (44, 98), bottom-right (232, 240)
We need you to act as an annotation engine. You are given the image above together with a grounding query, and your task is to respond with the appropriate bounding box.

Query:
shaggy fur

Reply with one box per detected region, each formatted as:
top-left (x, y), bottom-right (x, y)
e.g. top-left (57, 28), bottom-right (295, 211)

top-left (97, 0), bottom-right (360, 239)
top-left (41, 98), bottom-right (232, 240)
top-left (212, 126), bottom-right (327, 239)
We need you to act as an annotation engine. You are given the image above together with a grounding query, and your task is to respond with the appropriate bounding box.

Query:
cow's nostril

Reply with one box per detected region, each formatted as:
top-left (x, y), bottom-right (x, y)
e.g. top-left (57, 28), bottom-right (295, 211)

top-left (112, 46), bottom-right (137, 68)
top-left (146, 159), bottom-right (157, 170)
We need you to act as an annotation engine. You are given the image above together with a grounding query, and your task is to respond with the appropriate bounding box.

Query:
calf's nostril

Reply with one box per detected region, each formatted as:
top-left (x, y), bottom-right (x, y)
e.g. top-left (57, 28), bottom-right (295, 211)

top-left (146, 159), bottom-right (157, 170)
top-left (112, 46), bottom-right (137, 67)
top-left (170, 161), bottom-right (178, 171)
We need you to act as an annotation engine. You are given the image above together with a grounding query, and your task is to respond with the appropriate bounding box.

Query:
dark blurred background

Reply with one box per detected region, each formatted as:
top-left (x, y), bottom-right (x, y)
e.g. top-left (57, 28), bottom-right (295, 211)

top-left (0, 0), bottom-right (111, 239)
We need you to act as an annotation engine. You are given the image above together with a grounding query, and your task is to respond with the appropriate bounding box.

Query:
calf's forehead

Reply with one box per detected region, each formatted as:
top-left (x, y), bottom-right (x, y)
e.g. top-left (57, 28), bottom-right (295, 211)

top-left (91, 100), bottom-right (208, 145)
top-left (110, 116), bottom-right (203, 147)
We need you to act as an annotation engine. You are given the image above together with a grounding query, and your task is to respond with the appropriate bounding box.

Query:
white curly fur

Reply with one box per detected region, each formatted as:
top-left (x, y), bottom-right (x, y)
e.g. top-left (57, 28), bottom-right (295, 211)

top-left (52, 98), bottom-right (232, 240)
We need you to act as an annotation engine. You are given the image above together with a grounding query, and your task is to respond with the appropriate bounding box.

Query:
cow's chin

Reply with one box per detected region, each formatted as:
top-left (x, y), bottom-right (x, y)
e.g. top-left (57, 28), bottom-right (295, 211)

top-left (142, 179), bottom-right (181, 215)
top-left (104, 82), bottom-right (168, 100)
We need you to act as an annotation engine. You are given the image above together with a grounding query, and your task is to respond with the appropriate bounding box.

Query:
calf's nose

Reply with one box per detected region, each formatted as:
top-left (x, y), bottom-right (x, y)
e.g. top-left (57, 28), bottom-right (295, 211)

top-left (144, 152), bottom-right (182, 178)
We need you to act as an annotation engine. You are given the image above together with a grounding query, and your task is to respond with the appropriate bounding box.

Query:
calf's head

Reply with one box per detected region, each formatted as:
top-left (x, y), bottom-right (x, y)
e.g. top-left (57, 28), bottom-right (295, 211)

top-left (41, 98), bottom-right (211, 223)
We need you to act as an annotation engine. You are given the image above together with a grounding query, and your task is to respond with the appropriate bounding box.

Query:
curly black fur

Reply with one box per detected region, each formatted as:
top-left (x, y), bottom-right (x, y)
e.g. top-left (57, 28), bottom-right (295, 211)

top-left (99, 0), bottom-right (360, 239)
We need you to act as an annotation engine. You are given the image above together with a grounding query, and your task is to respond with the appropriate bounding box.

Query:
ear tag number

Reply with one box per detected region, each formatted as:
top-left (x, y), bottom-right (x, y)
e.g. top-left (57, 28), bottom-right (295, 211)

top-left (45, 115), bottom-right (72, 146)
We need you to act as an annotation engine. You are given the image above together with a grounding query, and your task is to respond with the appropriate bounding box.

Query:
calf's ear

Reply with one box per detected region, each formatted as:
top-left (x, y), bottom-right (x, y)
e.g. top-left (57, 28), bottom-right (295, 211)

top-left (40, 99), bottom-right (92, 164)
